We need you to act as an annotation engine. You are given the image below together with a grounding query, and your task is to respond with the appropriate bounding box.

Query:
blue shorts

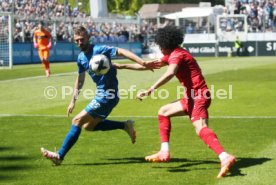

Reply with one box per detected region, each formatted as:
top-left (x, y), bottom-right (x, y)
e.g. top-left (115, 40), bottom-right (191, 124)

top-left (84, 97), bottom-right (119, 119)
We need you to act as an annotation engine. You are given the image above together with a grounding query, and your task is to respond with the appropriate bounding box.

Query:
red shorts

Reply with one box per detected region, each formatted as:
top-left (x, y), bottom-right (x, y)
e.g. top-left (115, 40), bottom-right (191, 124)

top-left (180, 92), bottom-right (211, 122)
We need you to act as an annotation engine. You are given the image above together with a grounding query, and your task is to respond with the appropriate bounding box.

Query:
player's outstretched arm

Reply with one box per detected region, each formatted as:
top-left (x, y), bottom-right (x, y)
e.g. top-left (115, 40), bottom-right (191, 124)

top-left (116, 48), bottom-right (160, 71)
top-left (144, 59), bottom-right (167, 69)
top-left (136, 63), bottom-right (178, 100)
top-left (67, 72), bottom-right (85, 117)
top-left (113, 58), bottom-right (165, 71)
top-left (113, 63), bottom-right (149, 70)
top-left (116, 48), bottom-right (145, 66)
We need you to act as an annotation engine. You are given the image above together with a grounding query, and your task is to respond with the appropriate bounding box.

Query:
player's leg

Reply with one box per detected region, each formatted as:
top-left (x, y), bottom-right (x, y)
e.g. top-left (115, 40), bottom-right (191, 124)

top-left (41, 108), bottom-right (93, 165)
top-left (38, 49), bottom-right (44, 66)
top-left (57, 110), bottom-right (96, 158)
top-left (41, 110), bottom-right (95, 165)
top-left (82, 98), bottom-right (136, 143)
top-left (193, 118), bottom-right (225, 155)
top-left (42, 50), bottom-right (50, 77)
top-left (145, 100), bottom-right (187, 162)
top-left (58, 106), bottom-right (135, 160)
top-left (191, 97), bottom-right (236, 178)
top-left (38, 50), bottom-right (47, 76)
top-left (41, 98), bottom-right (135, 165)
top-left (83, 119), bottom-right (136, 144)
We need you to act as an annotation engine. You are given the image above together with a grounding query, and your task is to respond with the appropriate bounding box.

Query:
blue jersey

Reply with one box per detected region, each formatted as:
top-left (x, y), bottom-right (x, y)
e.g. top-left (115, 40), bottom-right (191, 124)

top-left (77, 44), bottom-right (119, 103)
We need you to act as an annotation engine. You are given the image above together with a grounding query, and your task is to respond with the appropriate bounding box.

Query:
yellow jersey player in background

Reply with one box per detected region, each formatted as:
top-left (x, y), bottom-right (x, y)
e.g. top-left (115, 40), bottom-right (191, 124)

top-left (33, 21), bottom-right (52, 77)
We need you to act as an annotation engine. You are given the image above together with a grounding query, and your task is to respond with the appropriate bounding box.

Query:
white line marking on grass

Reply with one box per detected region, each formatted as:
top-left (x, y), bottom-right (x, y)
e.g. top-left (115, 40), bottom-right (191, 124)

top-left (0, 72), bottom-right (77, 83)
top-left (0, 114), bottom-right (276, 119)
top-left (0, 114), bottom-right (68, 118)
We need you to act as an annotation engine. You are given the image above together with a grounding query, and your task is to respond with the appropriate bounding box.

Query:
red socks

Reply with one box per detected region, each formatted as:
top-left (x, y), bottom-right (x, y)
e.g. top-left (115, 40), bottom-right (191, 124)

top-left (158, 115), bottom-right (224, 156)
top-left (158, 115), bottom-right (171, 142)
top-left (199, 127), bottom-right (224, 156)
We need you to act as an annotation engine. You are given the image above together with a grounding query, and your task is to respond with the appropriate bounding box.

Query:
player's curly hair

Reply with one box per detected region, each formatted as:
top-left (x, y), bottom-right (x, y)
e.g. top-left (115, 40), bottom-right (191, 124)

top-left (155, 26), bottom-right (183, 49)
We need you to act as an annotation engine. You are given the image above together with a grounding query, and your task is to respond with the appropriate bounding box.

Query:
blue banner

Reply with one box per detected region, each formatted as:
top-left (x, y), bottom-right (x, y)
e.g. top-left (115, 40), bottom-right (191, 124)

top-left (13, 42), bottom-right (142, 65)
top-left (13, 43), bottom-right (33, 64)
top-left (53, 42), bottom-right (74, 62)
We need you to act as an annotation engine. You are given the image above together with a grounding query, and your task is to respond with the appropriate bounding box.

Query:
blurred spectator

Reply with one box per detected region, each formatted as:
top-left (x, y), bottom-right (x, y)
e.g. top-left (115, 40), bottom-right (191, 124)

top-left (4, 0), bottom-right (144, 43)
top-left (186, 23), bottom-right (194, 34)
top-left (6, 0), bottom-right (276, 45)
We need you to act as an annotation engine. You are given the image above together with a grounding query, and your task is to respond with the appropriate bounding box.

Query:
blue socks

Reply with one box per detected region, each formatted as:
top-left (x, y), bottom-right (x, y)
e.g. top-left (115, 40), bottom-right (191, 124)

top-left (58, 120), bottom-right (124, 159)
top-left (94, 119), bottom-right (125, 131)
top-left (58, 125), bottom-right (81, 159)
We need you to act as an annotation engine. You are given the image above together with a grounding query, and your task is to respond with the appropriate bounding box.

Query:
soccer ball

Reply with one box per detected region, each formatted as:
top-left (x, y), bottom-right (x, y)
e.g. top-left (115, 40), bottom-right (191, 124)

top-left (89, 54), bottom-right (110, 75)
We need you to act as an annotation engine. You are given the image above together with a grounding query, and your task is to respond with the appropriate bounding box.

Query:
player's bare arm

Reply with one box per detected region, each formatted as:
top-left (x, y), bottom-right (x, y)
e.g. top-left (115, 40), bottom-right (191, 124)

top-left (146, 59), bottom-right (167, 68)
top-left (114, 63), bottom-right (151, 70)
top-left (116, 48), bottom-right (157, 71)
top-left (116, 48), bottom-right (145, 65)
top-left (67, 72), bottom-right (85, 116)
top-left (151, 63), bottom-right (178, 89)
top-left (113, 58), bottom-right (163, 70)
top-left (137, 63), bottom-right (178, 100)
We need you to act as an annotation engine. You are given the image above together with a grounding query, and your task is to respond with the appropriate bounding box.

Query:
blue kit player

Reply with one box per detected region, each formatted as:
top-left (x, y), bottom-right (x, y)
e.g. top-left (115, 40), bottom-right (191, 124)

top-left (40, 26), bottom-right (151, 165)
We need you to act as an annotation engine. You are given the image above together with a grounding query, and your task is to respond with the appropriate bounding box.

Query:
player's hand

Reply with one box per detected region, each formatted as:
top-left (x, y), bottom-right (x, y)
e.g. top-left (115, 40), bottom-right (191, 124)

top-left (67, 102), bottom-right (75, 117)
top-left (34, 42), bottom-right (38, 48)
top-left (142, 59), bottom-right (162, 71)
top-left (136, 91), bottom-right (147, 101)
top-left (136, 88), bottom-right (154, 101)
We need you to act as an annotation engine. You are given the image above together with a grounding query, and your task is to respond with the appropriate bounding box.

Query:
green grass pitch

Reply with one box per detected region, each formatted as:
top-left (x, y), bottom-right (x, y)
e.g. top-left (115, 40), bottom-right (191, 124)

top-left (0, 57), bottom-right (276, 185)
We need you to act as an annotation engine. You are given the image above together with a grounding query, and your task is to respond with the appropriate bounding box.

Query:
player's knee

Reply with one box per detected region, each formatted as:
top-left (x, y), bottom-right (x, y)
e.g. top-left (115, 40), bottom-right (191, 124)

top-left (72, 117), bottom-right (78, 124)
top-left (158, 106), bottom-right (168, 116)
top-left (82, 123), bottom-right (94, 131)
top-left (72, 116), bottom-right (84, 127)
top-left (192, 118), bottom-right (208, 135)
top-left (83, 126), bottom-right (90, 131)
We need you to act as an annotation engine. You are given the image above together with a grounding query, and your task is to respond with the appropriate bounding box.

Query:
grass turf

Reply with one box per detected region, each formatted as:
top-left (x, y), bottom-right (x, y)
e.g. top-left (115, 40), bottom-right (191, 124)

top-left (0, 57), bottom-right (276, 185)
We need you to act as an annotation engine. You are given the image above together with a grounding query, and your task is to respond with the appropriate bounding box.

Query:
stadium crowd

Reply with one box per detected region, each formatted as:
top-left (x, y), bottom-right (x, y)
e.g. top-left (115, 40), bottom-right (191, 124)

top-left (0, 0), bottom-right (87, 19)
top-left (229, 0), bottom-right (276, 32)
top-left (1, 0), bottom-right (276, 44)
top-left (13, 19), bottom-right (146, 43)
top-left (1, 0), bottom-right (148, 43)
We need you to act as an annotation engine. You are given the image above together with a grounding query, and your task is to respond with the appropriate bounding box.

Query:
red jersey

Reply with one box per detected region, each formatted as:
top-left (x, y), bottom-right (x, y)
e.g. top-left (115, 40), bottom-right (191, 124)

top-left (161, 47), bottom-right (208, 97)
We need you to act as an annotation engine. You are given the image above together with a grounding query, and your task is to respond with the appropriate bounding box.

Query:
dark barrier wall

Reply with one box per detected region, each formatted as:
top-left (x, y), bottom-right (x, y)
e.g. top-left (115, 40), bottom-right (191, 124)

top-left (184, 41), bottom-right (276, 57)
top-left (258, 41), bottom-right (276, 56)
top-left (218, 41), bottom-right (257, 57)
top-left (183, 43), bottom-right (216, 57)
top-left (13, 42), bottom-right (142, 65)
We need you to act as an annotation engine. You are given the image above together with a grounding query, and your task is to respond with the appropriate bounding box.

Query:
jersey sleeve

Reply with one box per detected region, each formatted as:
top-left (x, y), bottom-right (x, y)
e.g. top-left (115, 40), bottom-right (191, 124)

top-left (160, 55), bottom-right (169, 64)
top-left (77, 56), bottom-right (86, 74)
top-left (94, 45), bottom-right (117, 57)
top-left (167, 53), bottom-right (182, 65)
top-left (161, 54), bottom-right (181, 65)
